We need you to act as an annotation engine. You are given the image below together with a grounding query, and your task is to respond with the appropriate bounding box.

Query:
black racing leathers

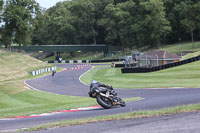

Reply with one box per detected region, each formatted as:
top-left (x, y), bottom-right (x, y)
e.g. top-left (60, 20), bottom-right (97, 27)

top-left (90, 82), bottom-right (113, 92)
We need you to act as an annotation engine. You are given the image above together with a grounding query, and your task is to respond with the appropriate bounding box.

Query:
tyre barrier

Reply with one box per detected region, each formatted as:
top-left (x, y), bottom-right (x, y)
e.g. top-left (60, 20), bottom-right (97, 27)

top-left (115, 64), bottom-right (125, 68)
top-left (64, 64), bottom-right (91, 71)
top-left (45, 60), bottom-right (90, 64)
top-left (121, 55), bottom-right (200, 73)
top-left (31, 67), bottom-right (57, 76)
top-left (121, 67), bottom-right (151, 73)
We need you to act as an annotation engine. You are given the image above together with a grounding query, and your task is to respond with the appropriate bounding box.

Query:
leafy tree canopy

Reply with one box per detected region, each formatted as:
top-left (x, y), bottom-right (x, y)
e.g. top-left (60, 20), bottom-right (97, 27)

top-left (1, 0), bottom-right (40, 48)
top-left (1, 0), bottom-right (200, 50)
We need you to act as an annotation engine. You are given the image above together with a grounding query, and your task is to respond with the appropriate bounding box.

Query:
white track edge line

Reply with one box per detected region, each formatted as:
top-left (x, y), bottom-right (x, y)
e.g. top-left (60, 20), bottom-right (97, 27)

top-left (24, 70), bottom-right (67, 96)
top-left (79, 66), bottom-right (94, 86)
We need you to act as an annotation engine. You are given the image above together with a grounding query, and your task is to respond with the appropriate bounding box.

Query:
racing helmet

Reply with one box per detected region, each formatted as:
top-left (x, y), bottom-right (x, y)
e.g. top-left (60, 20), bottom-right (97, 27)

top-left (91, 80), bottom-right (97, 84)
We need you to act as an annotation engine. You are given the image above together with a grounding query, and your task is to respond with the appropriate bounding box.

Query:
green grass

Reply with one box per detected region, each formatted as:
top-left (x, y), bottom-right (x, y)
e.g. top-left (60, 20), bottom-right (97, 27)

top-left (1, 43), bottom-right (200, 131)
top-left (0, 50), bottom-right (139, 118)
top-left (0, 50), bottom-right (98, 118)
top-left (0, 87), bottom-right (96, 118)
top-left (181, 51), bottom-right (200, 60)
top-left (21, 103), bottom-right (200, 132)
top-left (0, 50), bottom-right (53, 82)
top-left (81, 61), bottom-right (200, 89)
top-left (161, 41), bottom-right (200, 54)
top-left (0, 80), bottom-right (140, 118)
top-left (1, 43), bottom-right (200, 122)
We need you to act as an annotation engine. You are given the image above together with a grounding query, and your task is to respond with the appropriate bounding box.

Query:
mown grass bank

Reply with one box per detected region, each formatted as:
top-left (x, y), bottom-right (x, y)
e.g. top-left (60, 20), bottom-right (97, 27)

top-left (161, 41), bottom-right (200, 54)
top-left (0, 51), bottom-right (52, 82)
top-left (81, 60), bottom-right (200, 89)
top-left (0, 50), bottom-right (140, 118)
top-left (0, 50), bottom-right (97, 118)
top-left (181, 51), bottom-right (200, 60)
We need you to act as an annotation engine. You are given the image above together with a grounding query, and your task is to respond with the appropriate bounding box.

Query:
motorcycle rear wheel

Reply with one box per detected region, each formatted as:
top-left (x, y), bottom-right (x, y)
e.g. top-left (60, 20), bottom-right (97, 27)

top-left (96, 95), bottom-right (112, 109)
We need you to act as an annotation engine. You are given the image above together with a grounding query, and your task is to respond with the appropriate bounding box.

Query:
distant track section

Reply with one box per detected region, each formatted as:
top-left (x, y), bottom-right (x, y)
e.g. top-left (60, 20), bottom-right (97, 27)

top-left (122, 55), bottom-right (200, 73)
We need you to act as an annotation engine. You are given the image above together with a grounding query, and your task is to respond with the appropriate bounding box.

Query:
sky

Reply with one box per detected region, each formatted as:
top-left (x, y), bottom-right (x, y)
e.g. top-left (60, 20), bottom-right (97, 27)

top-left (35, 0), bottom-right (65, 9)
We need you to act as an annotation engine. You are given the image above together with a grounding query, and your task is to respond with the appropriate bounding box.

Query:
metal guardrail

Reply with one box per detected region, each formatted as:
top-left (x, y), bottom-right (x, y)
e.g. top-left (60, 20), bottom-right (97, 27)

top-left (45, 59), bottom-right (124, 64)
top-left (11, 45), bottom-right (108, 52)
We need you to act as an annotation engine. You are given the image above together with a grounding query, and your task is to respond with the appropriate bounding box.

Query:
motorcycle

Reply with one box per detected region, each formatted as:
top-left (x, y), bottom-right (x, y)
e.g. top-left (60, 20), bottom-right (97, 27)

top-left (88, 81), bottom-right (126, 109)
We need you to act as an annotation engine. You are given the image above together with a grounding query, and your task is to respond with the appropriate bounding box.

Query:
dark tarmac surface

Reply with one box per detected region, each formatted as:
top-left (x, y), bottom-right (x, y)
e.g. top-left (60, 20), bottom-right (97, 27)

top-left (0, 64), bottom-right (200, 132)
top-left (29, 112), bottom-right (200, 133)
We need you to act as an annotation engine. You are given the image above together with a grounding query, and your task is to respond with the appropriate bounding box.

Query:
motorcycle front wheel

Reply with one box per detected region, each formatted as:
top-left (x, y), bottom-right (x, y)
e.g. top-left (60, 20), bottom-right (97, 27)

top-left (118, 98), bottom-right (126, 107)
top-left (96, 95), bottom-right (113, 109)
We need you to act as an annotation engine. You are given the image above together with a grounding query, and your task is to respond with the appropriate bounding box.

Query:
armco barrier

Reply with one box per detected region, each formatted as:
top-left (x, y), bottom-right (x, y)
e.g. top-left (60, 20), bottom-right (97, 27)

top-left (90, 59), bottom-right (121, 63)
top-left (31, 67), bottom-right (56, 76)
top-left (45, 59), bottom-right (124, 63)
top-left (121, 55), bottom-right (200, 73)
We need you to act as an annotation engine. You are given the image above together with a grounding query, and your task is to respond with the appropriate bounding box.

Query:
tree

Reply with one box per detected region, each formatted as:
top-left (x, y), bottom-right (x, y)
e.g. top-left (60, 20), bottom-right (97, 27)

top-left (27, 0), bottom-right (200, 48)
top-left (2, 0), bottom-right (40, 48)
top-left (99, 0), bottom-right (137, 48)
top-left (69, 0), bottom-right (97, 44)
top-left (34, 2), bottom-right (76, 45)
top-left (99, 0), bottom-right (170, 49)
top-left (0, 0), bottom-right (3, 18)
top-left (163, 0), bottom-right (184, 43)
top-left (0, 0), bottom-right (3, 42)
top-left (116, 0), bottom-right (137, 49)
top-left (98, 3), bottom-right (119, 46)
top-left (137, 0), bottom-right (171, 48)
top-left (1, 25), bottom-right (13, 49)
top-left (180, 1), bottom-right (200, 48)
top-left (34, 0), bottom-right (101, 45)
top-left (31, 10), bottom-right (50, 45)
top-left (91, 0), bottom-right (113, 44)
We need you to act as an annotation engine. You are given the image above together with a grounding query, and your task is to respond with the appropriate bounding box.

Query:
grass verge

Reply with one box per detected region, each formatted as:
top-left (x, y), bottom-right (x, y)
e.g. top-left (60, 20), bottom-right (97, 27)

top-left (161, 41), bottom-right (200, 54)
top-left (0, 50), bottom-right (139, 118)
top-left (0, 50), bottom-right (97, 118)
top-left (20, 103), bottom-right (200, 132)
top-left (81, 61), bottom-right (200, 89)
top-left (181, 51), bottom-right (200, 60)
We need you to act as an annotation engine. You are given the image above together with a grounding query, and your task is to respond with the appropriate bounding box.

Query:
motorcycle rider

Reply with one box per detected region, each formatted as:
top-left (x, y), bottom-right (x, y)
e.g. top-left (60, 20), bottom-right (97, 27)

top-left (90, 80), bottom-right (113, 91)
top-left (89, 80), bottom-right (117, 98)
top-left (52, 69), bottom-right (56, 77)
top-left (88, 80), bottom-right (125, 108)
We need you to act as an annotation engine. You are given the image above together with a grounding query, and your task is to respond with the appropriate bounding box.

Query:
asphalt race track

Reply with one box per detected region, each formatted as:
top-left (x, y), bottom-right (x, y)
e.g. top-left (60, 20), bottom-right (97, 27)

top-left (0, 64), bottom-right (200, 132)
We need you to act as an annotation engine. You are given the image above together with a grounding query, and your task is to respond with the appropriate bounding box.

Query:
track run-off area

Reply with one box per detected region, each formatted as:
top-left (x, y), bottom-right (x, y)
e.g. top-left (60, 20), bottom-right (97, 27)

top-left (0, 64), bottom-right (200, 132)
